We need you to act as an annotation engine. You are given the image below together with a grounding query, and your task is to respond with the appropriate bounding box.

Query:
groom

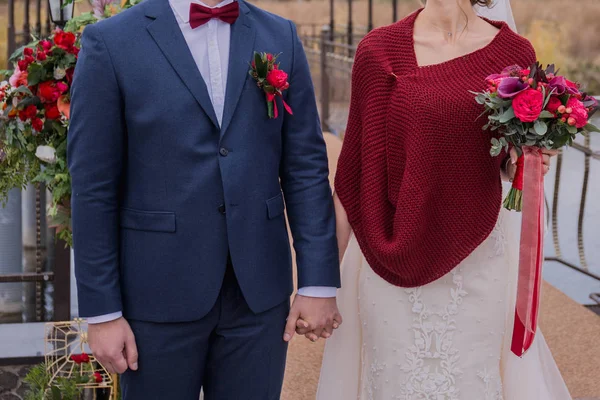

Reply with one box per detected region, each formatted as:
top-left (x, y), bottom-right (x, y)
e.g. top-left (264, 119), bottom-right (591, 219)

top-left (67, 0), bottom-right (341, 397)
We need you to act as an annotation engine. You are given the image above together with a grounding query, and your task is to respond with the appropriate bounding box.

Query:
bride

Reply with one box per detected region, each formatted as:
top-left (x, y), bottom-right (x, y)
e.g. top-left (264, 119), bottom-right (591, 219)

top-left (315, 0), bottom-right (572, 399)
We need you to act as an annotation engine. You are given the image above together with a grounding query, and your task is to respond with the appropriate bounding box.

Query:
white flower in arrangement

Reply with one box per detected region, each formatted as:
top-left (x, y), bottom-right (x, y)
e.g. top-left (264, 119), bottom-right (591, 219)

top-left (0, 80), bottom-right (8, 89)
top-left (12, 96), bottom-right (19, 107)
top-left (54, 67), bottom-right (67, 80)
top-left (35, 145), bottom-right (57, 164)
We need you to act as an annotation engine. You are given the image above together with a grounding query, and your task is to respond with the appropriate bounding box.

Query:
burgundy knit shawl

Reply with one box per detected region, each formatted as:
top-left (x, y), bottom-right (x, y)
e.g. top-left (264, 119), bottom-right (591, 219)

top-left (335, 10), bottom-right (536, 287)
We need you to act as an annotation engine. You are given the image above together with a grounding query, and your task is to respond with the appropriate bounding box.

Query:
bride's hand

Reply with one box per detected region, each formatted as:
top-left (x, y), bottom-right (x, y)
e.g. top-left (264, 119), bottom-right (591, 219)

top-left (503, 147), bottom-right (559, 181)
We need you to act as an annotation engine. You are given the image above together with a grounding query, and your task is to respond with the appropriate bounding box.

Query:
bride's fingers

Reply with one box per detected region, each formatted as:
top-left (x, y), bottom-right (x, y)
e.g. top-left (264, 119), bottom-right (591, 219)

top-left (305, 332), bottom-right (319, 342)
top-left (543, 164), bottom-right (550, 175)
top-left (296, 318), bottom-right (309, 329)
top-left (333, 312), bottom-right (343, 329)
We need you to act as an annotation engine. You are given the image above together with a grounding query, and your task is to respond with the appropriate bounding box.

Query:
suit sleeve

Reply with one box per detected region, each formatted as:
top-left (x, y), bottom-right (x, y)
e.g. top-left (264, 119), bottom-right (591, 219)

top-left (67, 24), bottom-right (125, 318)
top-left (280, 21), bottom-right (341, 289)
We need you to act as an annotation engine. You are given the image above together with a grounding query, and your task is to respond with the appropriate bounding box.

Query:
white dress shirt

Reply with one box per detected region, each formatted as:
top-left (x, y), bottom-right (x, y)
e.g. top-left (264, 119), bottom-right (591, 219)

top-left (87, 0), bottom-right (335, 324)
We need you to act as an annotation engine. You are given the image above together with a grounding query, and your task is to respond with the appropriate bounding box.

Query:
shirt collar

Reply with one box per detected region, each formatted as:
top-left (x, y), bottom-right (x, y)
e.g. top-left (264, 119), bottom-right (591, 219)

top-left (170, 0), bottom-right (236, 24)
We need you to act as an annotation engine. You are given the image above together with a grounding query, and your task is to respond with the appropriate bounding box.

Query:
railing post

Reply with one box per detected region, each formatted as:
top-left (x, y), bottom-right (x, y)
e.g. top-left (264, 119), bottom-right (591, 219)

top-left (320, 26), bottom-right (330, 133)
top-left (36, 0), bottom-right (42, 38)
top-left (53, 239), bottom-right (71, 321)
top-left (7, 0), bottom-right (16, 68)
top-left (347, 0), bottom-right (353, 47)
top-left (392, 0), bottom-right (397, 22)
top-left (329, 0), bottom-right (335, 42)
top-left (368, 0), bottom-right (373, 31)
top-left (24, 0), bottom-right (31, 44)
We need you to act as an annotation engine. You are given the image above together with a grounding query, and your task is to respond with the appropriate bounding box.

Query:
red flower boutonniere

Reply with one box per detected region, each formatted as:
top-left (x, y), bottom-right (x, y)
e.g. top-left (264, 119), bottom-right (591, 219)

top-left (249, 52), bottom-right (293, 119)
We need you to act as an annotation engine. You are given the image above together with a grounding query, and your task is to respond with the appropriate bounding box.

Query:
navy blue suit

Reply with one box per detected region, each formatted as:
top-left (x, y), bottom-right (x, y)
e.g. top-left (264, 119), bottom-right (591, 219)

top-left (67, 0), bottom-right (340, 397)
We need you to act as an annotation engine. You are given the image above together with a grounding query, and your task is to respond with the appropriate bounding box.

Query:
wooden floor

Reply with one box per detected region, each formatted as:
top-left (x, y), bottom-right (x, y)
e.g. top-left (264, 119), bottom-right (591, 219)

top-left (280, 134), bottom-right (600, 400)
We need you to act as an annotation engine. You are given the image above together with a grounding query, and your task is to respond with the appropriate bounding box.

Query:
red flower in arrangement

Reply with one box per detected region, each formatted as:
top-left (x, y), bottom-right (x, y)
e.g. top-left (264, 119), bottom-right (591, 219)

top-left (40, 40), bottom-right (52, 52)
top-left (65, 68), bottom-right (75, 84)
top-left (19, 105), bottom-right (38, 121)
top-left (54, 31), bottom-right (77, 51)
top-left (31, 118), bottom-right (44, 132)
top-left (23, 47), bottom-right (34, 57)
top-left (93, 372), bottom-right (103, 383)
top-left (36, 51), bottom-right (47, 61)
top-left (512, 88), bottom-right (544, 122)
top-left (44, 102), bottom-right (61, 120)
top-left (266, 69), bottom-right (289, 91)
top-left (38, 81), bottom-right (68, 103)
top-left (17, 56), bottom-right (35, 72)
top-left (566, 97), bottom-right (588, 128)
top-left (249, 52), bottom-right (293, 119)
top-left (545, 96), bottom-right (563, 116)
top-left (70, 353), bottom-right (91, 364)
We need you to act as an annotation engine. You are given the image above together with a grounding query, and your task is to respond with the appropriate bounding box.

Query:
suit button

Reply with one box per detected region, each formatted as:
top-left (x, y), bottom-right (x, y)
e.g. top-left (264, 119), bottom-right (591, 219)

top-left (219, 147), bottom-right (229, 157)
top-left (218, 204), bottom-right (226, 215)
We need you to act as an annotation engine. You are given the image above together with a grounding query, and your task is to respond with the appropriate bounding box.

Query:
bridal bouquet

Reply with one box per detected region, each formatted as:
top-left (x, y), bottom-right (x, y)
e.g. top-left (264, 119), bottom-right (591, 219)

top-left (472, 62), bottom-right (598, 357)
top-left (473, 62), bottom-right (599, 211)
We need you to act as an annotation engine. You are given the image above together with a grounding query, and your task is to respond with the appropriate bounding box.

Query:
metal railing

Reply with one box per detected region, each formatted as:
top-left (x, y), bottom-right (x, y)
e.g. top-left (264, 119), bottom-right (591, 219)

top-left (5, 0), bottom-right (52, 68)
top-left (300, 25), bottom-right (600, 304)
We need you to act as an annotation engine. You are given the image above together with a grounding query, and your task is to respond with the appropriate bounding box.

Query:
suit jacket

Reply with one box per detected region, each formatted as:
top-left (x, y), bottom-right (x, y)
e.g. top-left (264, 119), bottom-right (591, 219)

top-left (67, 0), bottom-right (340, 322)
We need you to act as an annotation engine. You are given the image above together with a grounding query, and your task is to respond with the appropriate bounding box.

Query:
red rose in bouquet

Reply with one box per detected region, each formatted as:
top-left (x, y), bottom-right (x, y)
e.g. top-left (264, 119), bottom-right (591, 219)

top-left (512, 88), bottom-right (544, 122)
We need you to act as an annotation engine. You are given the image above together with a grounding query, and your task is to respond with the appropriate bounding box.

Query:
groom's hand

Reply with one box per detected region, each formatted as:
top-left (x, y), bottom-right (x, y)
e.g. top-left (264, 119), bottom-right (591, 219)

top-left (87, 317), bottom-right (138, 374)
top-left (283, 295), bottom-right (342, 342)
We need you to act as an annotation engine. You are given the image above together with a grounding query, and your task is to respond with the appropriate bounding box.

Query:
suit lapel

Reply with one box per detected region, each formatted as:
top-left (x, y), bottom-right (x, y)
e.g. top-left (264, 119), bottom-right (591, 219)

top-left (145, 0), bottom-right (219, 128)
top-left (220, 1), bottom-right (256, 137)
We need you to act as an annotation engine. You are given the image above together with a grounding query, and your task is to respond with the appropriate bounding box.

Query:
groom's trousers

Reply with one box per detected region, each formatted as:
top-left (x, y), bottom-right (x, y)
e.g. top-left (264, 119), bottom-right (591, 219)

top-left (120, 261), bottom-right (290, 400)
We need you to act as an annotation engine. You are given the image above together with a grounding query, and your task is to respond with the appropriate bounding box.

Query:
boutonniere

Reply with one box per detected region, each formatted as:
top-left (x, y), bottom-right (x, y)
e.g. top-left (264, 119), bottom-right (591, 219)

top-left (248, 52), bottom-right (293, 119)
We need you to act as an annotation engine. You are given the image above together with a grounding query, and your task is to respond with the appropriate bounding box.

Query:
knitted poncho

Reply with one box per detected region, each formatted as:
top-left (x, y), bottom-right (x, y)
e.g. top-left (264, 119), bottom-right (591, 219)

top-left (335, 10), bottom-right (536, 287)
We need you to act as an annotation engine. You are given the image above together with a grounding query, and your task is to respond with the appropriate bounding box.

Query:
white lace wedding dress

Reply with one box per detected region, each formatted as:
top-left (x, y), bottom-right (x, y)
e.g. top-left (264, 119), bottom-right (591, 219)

top-left (317, 186), bottom-right (572, 400)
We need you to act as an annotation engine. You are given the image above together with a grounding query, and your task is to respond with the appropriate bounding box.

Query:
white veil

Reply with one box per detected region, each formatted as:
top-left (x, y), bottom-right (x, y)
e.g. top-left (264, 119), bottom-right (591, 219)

top-left (475, 0), bottom-right (517, 32)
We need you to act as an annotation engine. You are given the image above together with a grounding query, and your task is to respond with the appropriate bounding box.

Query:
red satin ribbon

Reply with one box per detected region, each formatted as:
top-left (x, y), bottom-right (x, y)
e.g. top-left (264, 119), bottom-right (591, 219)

top-left (266, 92), bottom-right (293, 119)
top-left (511, 146), bottom-right (544, 357)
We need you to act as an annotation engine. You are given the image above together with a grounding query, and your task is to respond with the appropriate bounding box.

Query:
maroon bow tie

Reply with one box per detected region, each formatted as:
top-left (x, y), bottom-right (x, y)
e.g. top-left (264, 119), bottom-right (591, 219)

top-left (189, 1), bottom-right (239, 29)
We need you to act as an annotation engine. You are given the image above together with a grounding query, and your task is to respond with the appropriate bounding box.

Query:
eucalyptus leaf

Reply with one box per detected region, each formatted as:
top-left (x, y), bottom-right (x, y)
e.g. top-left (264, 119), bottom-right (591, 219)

top-left (566, 125), bottom-right (578, 134)
top-left (538, 110), bottom-right (554, 119)
top-left (534, 120), bottom-right (548, 135)
top-left (498, 108), bottom-right (515, 123)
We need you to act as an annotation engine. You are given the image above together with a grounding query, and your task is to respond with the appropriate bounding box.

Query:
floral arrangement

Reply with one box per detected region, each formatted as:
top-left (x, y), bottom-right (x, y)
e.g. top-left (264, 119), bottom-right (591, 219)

top-left (0, 0), bottom-right (140, 246)
top-left (249, 52), bottom-right (293, 119)
top-left (473, 62), bottom-right (599, 210)
top-left (23, 353), bottom-right (105, 400)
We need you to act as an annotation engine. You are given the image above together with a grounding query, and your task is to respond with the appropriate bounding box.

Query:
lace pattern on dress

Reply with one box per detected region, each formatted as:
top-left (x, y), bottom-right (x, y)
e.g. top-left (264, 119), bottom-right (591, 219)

top-left (397, 270), bottom-right (467, 399)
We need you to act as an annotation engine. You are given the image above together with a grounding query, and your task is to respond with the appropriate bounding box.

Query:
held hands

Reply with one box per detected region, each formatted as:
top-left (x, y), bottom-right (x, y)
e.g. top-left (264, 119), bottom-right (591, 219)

top-left (283, 295), bottom-right (342, 343)
top-left (504, 147), bottom-right (559, 181)
top-left (87, 317), bottom-right (139, 374)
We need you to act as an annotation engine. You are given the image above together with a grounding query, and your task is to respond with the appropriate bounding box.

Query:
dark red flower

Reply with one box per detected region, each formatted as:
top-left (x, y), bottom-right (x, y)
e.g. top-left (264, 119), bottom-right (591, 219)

top-left (24, 47), bottom-right (34, 57)
top-left (266, 53), bottom-right (274, 62)
top-left (80, 353), bottom-right (90, 363)
top-left (32, 117), bottom-right (44, 132)
top-left (545, 96), bottom-right (563, 116)
top-left (54, 31), bottom-right (76, 51)
top-left (17, 59), bottom-right (30, 72)
top-left (93, 372), bottom-right (103, 383)
top-left (65, 68), bottom-right (75, 84)
top-left (44, 103), bottom-right (61, 120)
top-left (266, 69), bottom-right (289, 90)
top-left (512, 88), bottom-right (544, 123)
top-left (38, 81), bottom-right (67, 103)
top-left (36, 51), bottom-right (47, 61)
top-left (19, 105), bottom-right (38, 121)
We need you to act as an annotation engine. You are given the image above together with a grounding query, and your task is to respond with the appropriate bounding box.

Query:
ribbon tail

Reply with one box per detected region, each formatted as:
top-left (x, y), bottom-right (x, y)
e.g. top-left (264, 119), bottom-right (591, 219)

top-left (282, 99), bottom-right (293, 115)
top-left (273, 99), bottom-right (278, 119)
top-left (511, 146), bottom-right (544, 357)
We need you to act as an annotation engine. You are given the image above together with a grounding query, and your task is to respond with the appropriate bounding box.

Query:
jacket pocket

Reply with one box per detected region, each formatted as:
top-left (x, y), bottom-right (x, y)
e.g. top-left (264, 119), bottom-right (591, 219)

top-left (266, 193), bottom-right (286, 219)
top-left (120, 208), bottom-right (176, 233)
